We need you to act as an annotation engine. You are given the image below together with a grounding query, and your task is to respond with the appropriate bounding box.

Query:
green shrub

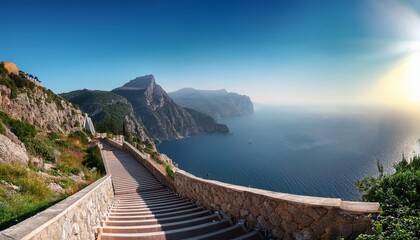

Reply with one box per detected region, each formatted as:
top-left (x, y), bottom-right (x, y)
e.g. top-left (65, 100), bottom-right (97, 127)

top-left (25, 139), bottom-right (55, 162)
top-left (82, 146), bottom-right (105, 175)
top-left (0, 112), bottom-right (37, 141)
top-left (165, 165), bottom-right (174, 178)
top-left (9, 120), bottom-right (37, 141)
top-left (47, 132), bottom-right (60, 140)
top-left (68, 131), bottom-right (89, 145)
top-left (356, 156), bottom-right (420, 240)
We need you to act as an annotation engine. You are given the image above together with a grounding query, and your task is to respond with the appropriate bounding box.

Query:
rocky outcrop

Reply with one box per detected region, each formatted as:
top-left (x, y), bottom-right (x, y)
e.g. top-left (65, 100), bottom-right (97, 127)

top-left (112, 75), bottom-right (200, 140)
top-left (3, 62), bottom-right (19, 75)
top-left (169, 88), bottom-right (254, 119)
top-left (0, 85), bottom-right (84, 133)
top-left (0, 134), bottom-right (29, 165)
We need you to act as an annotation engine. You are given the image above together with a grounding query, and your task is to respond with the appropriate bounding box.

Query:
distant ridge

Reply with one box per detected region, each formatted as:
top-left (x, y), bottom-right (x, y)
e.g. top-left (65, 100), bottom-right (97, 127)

top-left (169, 88), bottom-right (254, 119)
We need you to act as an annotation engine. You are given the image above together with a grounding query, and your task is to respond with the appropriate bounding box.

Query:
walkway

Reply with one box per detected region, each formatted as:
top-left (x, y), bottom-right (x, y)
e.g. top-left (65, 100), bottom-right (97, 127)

top-left (98, 142), bottom-right (262, 240)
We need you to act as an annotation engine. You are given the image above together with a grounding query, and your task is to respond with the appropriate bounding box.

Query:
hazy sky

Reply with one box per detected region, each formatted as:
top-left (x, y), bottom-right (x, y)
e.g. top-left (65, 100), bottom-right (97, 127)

top-left (1, 0), bottom-right (420, 105)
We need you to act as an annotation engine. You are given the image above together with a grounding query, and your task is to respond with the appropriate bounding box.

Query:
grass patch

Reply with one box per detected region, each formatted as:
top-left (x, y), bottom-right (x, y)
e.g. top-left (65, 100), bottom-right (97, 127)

top-left (0, 164), bottom-right (62, 230)
top-left (0, 129), bottom-right (105, 230)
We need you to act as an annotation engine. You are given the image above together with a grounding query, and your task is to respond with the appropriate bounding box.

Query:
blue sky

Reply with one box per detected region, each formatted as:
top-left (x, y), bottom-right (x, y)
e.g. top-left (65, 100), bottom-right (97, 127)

top-left (1, 0), bottom-right (420, 104)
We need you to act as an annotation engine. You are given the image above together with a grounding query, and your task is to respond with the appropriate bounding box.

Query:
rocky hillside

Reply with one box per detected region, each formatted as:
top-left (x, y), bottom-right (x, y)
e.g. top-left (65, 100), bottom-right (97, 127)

top-left (184, 108), bottom-right (229, 133)
top-left (169, 88), bottom-right (254, 119)
top-left (0, 61), bottom-right (106, 229)
top-left (60, 89), bottom-right (152, 143)
top-left (0, 62), bottom-right (84, 133)
top-left (112, 75), bottom-right (228, 140)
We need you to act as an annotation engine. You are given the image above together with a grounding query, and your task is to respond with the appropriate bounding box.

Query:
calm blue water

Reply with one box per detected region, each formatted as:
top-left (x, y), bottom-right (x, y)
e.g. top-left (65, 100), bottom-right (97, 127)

top-left (158, 105), bottom-right (420, 200)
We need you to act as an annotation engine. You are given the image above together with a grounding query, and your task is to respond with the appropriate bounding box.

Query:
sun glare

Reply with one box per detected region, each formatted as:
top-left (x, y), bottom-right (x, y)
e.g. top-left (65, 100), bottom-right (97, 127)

top-left (407, 52), bottom-right (420, 104)
top-left (364, 51), bottom-right (420, 109)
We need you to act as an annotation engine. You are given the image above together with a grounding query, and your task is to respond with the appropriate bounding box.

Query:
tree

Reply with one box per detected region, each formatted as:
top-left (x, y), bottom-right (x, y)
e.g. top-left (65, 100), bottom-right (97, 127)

top-left (356, 156), bottom-right (420, 239)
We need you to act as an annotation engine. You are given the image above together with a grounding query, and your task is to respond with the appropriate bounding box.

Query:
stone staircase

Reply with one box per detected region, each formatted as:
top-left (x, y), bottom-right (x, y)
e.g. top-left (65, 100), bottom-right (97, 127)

top-left (98, 143), bottom-right (263, 240)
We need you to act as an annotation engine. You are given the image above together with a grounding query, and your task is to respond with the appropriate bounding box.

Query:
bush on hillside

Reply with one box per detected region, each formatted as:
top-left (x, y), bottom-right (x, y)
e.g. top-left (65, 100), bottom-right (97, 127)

top-left (68, 131), bottom-right (89, 145)
top-left (356, 156), bottom-right (420, 240)
top-left (83, 146), bottom-right (105, 175)
top-left (25, 139), bottom-right (56, 162)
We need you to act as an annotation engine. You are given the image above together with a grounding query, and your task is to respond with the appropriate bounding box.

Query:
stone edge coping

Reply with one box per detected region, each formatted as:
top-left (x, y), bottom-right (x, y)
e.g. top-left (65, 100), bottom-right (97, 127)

top-left (176, 169), bottom-right (380, 214)
top-left (0, 175), bottom-right (112, 240)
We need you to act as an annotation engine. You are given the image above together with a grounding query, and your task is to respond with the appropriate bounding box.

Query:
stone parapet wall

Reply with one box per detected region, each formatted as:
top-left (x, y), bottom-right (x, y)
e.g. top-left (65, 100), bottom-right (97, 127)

top-left (0, 175), bottom-right (113, 240)
top-left (175, 170), bottom-right (379, 239)
top-left (116, 140), bottom-right (380, 239)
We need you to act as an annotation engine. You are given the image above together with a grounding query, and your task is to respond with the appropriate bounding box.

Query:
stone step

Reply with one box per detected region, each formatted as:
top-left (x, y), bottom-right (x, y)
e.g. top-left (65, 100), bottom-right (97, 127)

top-left (231, 231), bottom-right (262, 240)
top-left (113, 198), bottom-right (190, 209)
top-left (110, 201), bottom-right (194, 213)
top-left (104, 210), bottom-right (211, 226)
top-left (100, 214), bottom-right (221, 233)
top-left (107, 207), bottom-right (207, 221)
top-left (183, 224), bottom-right (246, 240)
top-left (116, 190), bottom-right (173, 199)
top-left (115, 187), bottom-right (164, 195)
top-left (108, 204), bottom-right (199, 216)
top-left (114, 194), bottom-right (180, 204)
top-left (99, 220), bottom-right (231, 240)
top-left (114, 196), bottom-right (181, 206)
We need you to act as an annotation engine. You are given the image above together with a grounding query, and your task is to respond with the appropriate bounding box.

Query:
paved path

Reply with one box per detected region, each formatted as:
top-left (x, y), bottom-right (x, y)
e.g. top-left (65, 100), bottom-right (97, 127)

top-left (98, 142), bottom-right (262, 240)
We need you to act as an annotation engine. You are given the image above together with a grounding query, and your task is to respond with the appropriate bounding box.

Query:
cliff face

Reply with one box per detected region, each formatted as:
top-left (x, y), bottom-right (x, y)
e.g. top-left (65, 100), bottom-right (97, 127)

top-left (60, 89), bottom-right (152, 143)
top-left (169, 88), bottom-right (254, 119)
top-left (112, 75), bottom-right (200, 140)
top-left (184, 108), bottom-right (229, 133)
top-left (0, 63), bottom-right (84, 133)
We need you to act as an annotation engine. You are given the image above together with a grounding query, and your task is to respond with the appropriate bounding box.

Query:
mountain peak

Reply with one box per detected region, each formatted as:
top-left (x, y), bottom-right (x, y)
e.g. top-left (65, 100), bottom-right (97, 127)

top-left (124, 75), bottom-right (155, 88)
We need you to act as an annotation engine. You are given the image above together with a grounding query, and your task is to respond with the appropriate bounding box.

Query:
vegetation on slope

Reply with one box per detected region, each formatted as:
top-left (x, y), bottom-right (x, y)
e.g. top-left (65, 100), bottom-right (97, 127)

top-left (356, 156), bottom-right (420, 240)
top-left (60, 89), bottom-right (136, 135)
top-left (0, 114), bottom-right (105, 230)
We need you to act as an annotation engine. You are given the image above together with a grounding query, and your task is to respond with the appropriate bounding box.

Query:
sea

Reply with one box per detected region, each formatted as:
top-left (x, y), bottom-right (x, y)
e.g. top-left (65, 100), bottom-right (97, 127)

top-left (158, 105), bottom-right (420, 200)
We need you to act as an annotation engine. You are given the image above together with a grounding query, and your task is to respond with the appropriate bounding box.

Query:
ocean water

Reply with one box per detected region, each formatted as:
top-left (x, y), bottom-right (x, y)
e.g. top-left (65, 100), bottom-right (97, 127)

top-left (158, 105), bottom-right (420, 200)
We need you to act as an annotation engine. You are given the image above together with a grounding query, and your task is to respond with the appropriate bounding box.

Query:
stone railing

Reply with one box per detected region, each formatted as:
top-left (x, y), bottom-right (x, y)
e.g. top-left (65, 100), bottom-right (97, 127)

top-left (175, 170), bottom-right (379, 239)
top-left (0, 145), bottom-right (114, 240)
top-left (110, 140), bottom-right (380, 239)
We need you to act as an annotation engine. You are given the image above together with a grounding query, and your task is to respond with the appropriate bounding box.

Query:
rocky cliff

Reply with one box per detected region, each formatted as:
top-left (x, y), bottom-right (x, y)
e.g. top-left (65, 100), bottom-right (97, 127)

top-left (184, 108), bottom-right (229, 133)
top-left (60, 89), bottom-right (152, 143)
top-left (169, 88), bottom-right (254, 119)
top-left (0, 62), bottom-right (84, 133)
top-left (112, 75), bottom-right (228, 140)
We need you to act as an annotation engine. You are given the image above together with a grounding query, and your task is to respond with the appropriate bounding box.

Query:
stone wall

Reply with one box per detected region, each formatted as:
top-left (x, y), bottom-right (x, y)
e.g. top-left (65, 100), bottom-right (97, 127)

top-left (0, 175), bottom-right (114, 240)
top-left (175, 170), bottom-right (379, 240)
top-left (110, 140), bottom-right (380, 239)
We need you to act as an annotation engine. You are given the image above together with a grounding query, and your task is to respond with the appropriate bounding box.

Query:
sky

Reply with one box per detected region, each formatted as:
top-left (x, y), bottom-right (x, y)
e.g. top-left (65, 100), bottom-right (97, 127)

top-left (1, 0), bottom-right (420, 106)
